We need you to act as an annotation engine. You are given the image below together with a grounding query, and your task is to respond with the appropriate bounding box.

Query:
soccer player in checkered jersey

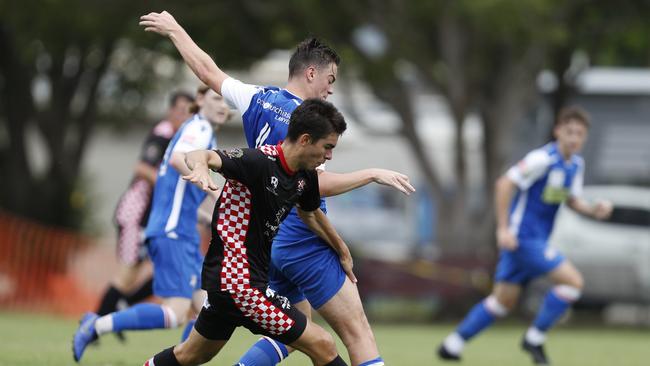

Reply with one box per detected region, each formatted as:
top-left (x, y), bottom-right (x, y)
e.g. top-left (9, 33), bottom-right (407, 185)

top-left (140, 11), bottom-right (415, 366)
top-left (143, 99), bottom-right (350, 366)
top-left (438, 106), bottom-right (614, 365)
top-left (95, 91), bottom-right (194, 342)
top-left (73, 87), bottom-right (231, 362)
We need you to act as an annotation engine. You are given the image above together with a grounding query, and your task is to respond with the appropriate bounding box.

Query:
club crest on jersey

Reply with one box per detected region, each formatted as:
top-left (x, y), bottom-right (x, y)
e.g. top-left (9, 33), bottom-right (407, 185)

top-left (224, 148), bottom-right (243, 158)
top-left (266, 176), bottom-right (279, 196)
top-left (297, 179), bottom-right (306, 193)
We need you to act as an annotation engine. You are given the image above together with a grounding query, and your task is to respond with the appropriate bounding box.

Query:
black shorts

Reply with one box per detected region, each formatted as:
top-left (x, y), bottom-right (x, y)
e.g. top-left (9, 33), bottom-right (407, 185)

top-left (194, 287), bottom-right (307, 345)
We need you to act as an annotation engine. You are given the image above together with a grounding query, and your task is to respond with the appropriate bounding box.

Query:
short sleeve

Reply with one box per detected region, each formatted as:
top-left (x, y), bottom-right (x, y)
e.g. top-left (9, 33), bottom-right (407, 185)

top-left (215, 148), bottom-right (261, 185)
top-left (172, 119), bottom-right (214, 154)
top-left (221, 77), bottom-right (261, 115)
top-left (570, 159), bottom-right (585, 198)
top-left (506, 149), bottom-right (552, 190)
top-left (297, 170), bottom-right (321, 212)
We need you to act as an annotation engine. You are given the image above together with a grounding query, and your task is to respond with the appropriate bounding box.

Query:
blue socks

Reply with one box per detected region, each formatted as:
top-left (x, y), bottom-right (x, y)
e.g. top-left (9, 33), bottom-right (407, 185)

top-left (457, 301), bottom-right (496, 340)
top-left (180, 319), bottom-right (195, 341)
top-left (359, 357), bottom-right (385, 365)
top-left (238, 336), bottom-right (288, 366)
top-left (111, 303), bottom-right (169, 332)
top-left (533, 289), bottom-right (572, 331)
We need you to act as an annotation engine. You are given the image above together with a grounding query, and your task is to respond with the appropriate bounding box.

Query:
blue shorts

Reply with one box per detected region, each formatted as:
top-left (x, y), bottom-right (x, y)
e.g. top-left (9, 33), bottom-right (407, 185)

top-left (494, 239), bottom-right (565, 285)
top-left (269, 237), bottom-right (346, 309)
top-left (147, 236), bottom-right (203, 299)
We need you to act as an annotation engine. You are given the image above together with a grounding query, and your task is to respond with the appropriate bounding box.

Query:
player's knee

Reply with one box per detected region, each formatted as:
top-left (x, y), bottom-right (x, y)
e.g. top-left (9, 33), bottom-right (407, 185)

top-left (553, 284), bottom-right (582, 303)
top-left (485, 295), bottom-right (511, 316)
top-left (161, 304), bottom-right (187, 328)
top-left (308, 329), bottom-right (338, 360)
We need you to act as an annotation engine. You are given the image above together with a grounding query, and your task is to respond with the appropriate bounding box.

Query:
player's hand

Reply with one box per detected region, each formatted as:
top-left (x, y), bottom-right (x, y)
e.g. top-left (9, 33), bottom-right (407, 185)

top-left (183, 166), bottom-right (219, 192)
top-left (496, 227), bottom-right (518, 251)
top-left (139, 11), bottom-right (181, 37)
top-left (372, 169), bottom-right (416, 196)
top-left (592, 200), bottom-right (613, 220)
top-left (339, 251), bottom-right (357, 284)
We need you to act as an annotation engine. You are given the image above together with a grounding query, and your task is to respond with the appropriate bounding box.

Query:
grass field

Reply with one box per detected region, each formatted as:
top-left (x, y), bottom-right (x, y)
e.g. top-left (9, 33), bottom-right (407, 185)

top-left (1, 311), bottom-right (648, 365)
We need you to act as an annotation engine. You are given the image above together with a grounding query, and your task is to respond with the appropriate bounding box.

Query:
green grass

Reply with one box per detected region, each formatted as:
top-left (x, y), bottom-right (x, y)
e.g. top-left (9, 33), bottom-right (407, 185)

top-left (1, 311), bottom-right (648, 365)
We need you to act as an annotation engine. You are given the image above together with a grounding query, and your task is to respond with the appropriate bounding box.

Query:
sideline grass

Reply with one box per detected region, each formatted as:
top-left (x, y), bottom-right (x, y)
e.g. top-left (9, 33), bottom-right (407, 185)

top-left (1, 311), bottom-right (648, 365)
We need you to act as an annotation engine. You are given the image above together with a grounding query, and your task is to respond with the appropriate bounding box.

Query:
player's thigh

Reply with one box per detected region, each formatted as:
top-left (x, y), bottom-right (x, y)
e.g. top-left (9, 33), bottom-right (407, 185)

top-left (174, 326), bottom-right (227, 364)
top-left (492, 282), bottom-right (523, 310)
top-left (317, 277), bottom-right (372, 338)
top-left (546, 260), bottom-right (584, 288)
top-left (293, 299), bottom-right (313, 320)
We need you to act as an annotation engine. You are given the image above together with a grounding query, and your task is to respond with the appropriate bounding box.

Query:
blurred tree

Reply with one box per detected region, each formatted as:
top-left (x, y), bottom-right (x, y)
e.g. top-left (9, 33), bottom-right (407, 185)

top-left (251, 0), bottom-right (649, 254)
top-left (0, 0), bottom-right (283, 228)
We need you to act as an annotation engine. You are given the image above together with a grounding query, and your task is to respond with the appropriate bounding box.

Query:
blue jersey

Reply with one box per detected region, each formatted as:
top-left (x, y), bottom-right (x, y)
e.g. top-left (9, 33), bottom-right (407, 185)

top-left (145, 114), bottom-right (217, 243)
top-left (221, 78), bottom-right (326, 245)
top-left (506, 142), bottom-right (584, 243)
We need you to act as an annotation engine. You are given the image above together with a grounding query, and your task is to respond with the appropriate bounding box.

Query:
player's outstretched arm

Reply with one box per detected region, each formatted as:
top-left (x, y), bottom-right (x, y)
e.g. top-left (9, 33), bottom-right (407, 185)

top-left (318, 168), bottom-right (415, 197)
top-left (139, 11), bottom-right (229, 94)
top-left (297, 208), bottom-right (357, 283)
top-left (182, 150), bottom-right (222, 192)
top-left (567, 197), bottom-right (614, 220)
top-left (494, 175), bottom-right (518, 251)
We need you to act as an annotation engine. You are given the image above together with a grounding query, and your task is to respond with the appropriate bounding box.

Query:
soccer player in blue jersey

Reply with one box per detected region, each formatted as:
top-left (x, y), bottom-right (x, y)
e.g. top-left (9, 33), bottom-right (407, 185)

top-left (140, 11), bottom-right (415, 366)
top-left (95, 91), bottom-right (194, 343)
top-left (437, 106), bottom-right (613, 365)
top-left (72, 86), bottom-right (232, 362)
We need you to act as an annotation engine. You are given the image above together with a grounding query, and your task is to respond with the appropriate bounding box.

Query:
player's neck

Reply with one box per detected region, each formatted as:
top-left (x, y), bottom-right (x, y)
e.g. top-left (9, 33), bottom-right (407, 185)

top-left (279, 141), bottom-right (301, 172)
top-left (284, 80), bottom-right (309, 100)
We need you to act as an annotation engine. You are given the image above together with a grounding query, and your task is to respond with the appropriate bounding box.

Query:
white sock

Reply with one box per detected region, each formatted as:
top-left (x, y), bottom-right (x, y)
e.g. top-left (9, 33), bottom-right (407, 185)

top-left (525, 326), bottom-right (546, 346)
top-left (443, 332), bottom-right (465, 355)
top-left (94, 314), bottom-right (114, 336)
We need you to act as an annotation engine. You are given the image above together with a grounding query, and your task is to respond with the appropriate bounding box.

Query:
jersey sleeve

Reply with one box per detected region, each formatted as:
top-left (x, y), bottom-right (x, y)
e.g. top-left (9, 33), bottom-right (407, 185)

top-left (139, 134), bottom-right (169, 167)
top-left (506, 149), bottom-right (552, 190)
top-left (297, 170), bottom-right (321, 212)
top-left (172, 120), bottom-right (214, 154)
top-left (570, 158), bottom-right (585, 198)
top-left (221, 77), bottom-right (260, 115)
top-left (214, 148), bottom-right (261, 185)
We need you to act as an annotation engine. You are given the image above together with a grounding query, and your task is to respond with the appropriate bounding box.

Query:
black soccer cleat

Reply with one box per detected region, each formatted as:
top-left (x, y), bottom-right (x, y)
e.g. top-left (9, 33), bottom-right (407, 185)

top-left (114, 331), bottom-right (127, 343)
top-left (437, 344), bottom-right (461, 362)
top-left (521, 338), bottom-right (550, 365)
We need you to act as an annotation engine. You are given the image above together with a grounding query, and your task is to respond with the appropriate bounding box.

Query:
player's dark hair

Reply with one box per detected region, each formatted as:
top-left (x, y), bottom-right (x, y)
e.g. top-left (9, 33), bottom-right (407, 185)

top-left (287, 99), bottom-right (347, 142)
top-left (556, 106), bottom-right (590, 129)
top-left (189, 85), bottom-right (210, 114)
top-left (288, 37), bottom-right (340, 78)
top-left (169, 90), bottom-right (194, 108)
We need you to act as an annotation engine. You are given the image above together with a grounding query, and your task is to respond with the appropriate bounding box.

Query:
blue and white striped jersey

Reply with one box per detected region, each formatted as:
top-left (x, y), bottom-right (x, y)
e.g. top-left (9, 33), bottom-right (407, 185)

top-left (145, 114), bottom-right (217, 243)
top-left (221, 77), bottom-right (327, 244)
top-left (506, 142), bottom-right (584, 243)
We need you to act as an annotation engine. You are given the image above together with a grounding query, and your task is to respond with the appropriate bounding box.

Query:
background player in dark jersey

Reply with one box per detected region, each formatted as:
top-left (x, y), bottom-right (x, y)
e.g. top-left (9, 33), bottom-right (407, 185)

top-left (144, 99), bottom-right (350, 366)
top-left (95, 91), bottom-right (194, 339)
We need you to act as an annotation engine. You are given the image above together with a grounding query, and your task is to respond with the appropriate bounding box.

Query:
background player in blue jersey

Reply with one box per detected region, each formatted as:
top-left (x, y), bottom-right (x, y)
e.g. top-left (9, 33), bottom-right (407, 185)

top-left (140, 11), bottom-right (415, 366)
top-left (95, 91), bottom-right (194, 343)
top-left (438, 106), bottom-right (613, 365)
top-left (72, 86), bottom-right (232, 363)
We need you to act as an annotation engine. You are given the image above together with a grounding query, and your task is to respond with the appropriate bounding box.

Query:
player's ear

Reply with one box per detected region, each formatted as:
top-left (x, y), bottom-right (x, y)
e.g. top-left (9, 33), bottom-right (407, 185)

top-left (305, 66), bottom-right (316, 81)
top-left (298, 133), bottom-right (312, 146)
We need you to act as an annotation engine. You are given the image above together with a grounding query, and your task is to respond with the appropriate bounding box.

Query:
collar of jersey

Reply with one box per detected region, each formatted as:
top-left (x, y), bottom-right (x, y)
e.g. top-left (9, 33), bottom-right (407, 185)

top-left (276, 142), bottom-right (296, 175)
top-left (281, 89), bottom-right (303, 103)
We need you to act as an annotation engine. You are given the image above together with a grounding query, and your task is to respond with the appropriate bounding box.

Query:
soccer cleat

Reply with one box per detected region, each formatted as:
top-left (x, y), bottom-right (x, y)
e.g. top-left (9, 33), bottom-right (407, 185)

top-left (437, 344), bottom-right (461, 362)
top-left (115, 331), bottom-right (127, 343)
top-left (521, 338), bottom-right (550, 365)
top-left (73, 312), bottom-right (99, 362)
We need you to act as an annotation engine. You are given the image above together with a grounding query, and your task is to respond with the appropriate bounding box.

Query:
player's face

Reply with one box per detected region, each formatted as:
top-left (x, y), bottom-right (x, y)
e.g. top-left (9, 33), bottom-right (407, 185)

top-left (168, 97), bottom-right (193, 127)
top-left (200, 89), bottom-right (230, 130)
top-left (554, 119), bottom-right (588, 157)
top-left (308, 63), bottom-right (337, 100)
top-left (300, 132), bottom-right (339, 169)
